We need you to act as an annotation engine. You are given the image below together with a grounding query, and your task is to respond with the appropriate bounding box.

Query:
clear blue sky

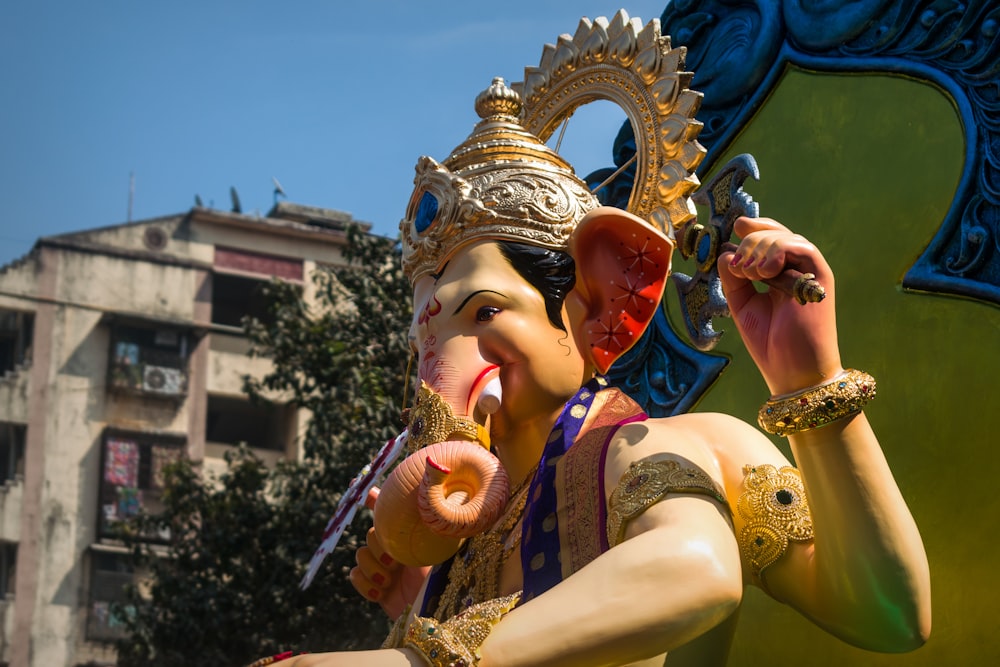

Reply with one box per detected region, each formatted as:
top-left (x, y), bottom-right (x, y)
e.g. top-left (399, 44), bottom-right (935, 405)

top-left (0, 1), bottom-right (670, 267)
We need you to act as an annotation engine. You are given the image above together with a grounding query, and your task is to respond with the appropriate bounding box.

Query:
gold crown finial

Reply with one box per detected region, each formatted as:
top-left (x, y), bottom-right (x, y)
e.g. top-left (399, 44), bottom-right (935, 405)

top-left (474, 77), bottom-right (522, 120)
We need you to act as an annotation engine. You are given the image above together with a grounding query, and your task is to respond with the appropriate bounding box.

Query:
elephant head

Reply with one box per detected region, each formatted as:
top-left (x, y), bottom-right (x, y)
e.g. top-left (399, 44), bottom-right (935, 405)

top-left (372, 78), bottom-right (674, 568)
top-left (374, 206), bottom-right (673, 567)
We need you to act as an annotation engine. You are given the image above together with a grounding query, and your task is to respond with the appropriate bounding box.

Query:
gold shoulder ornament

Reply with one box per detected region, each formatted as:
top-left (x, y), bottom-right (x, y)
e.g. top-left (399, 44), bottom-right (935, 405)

top-left (736, 464), bottom-right (814, 582)
top-left (608, 459), bottom-right (726, 547)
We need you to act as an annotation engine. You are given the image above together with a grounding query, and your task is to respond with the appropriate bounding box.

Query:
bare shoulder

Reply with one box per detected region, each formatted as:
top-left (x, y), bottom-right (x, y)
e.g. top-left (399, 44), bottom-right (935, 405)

top-left (604, 412), bottom-right (794, 508)
top-left (601, 413), bottom-right (745, 495)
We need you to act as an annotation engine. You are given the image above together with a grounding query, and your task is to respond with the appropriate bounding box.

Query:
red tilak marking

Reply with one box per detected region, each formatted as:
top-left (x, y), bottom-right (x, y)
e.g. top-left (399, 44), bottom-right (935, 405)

top-left (417, 295), bottom-right (442, 325)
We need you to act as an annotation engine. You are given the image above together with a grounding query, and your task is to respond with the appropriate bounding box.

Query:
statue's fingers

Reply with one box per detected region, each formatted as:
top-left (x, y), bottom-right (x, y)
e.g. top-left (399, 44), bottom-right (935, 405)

top-left (349, 564), bottom-right (384, 602)
top-left (732, 216), bottom-right (789, 239)
top-left (365, 526), bottom-right (399, 570)
top-left (717, 252), bottom-right (760, 316)
top-left (365, 486), bottom-right (380, 510)
top-left (356, 546), bottom-right (393, 591)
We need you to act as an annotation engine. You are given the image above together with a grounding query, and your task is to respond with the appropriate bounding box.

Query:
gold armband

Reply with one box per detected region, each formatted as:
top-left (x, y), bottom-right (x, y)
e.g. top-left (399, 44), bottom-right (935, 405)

top-left (757, 369), bottom-right (876, 437)
top-left (736, 464), bottom-right (814, 582)
top-left (404, 592), bottom-right (520, 667)
top-left (607, 459), bottom-right (726, 548)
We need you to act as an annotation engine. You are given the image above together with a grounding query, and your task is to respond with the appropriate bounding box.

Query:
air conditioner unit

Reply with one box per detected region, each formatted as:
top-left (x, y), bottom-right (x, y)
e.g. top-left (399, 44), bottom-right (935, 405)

top-left (142, 365), bottom-right (187, 396)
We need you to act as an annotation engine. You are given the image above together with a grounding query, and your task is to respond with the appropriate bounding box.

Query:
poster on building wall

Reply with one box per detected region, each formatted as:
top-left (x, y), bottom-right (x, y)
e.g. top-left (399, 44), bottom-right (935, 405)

top-left (104, 438), bottom-right (138, 487)
top-left (117, 486), bottom-right (142, 519)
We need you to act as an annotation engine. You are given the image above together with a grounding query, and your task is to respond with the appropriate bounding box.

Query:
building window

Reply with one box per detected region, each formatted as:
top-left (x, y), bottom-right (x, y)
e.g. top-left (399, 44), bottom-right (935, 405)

top-left (0, 423), bottom-right (26, 483)
top-left (0, 541), bottom-right (15, 597)
top-left (205, 395), bottom-right (291, 452)
top-left (98, 430), bottom-right (185, 541)
top-left (86, 551), bottom-right (134, 642)
top-left (210, 273), bottom-right (272, 328)
top-left (0, 310), bottom-right (33, 374)
top-left (107, 324), bottom-right (189, 398)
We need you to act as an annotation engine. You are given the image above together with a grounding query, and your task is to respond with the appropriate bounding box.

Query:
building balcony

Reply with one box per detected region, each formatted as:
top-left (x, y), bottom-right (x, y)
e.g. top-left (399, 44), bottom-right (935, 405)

top-left (108, 356), bottom-right (189, 399)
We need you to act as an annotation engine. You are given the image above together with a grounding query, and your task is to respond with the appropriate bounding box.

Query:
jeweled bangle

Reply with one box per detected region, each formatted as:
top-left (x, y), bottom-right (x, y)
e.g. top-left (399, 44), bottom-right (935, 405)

top-left (757, 369), bottom-right (876, 437)
top-left (404, 593), bottom-right (520, 667)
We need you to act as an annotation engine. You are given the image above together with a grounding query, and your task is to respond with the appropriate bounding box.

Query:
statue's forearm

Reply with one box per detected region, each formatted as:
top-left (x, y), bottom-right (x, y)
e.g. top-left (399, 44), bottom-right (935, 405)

top-left (781, 412), bottom-right (931, 651)
top-left (479, 499), bottom-right (742, 667)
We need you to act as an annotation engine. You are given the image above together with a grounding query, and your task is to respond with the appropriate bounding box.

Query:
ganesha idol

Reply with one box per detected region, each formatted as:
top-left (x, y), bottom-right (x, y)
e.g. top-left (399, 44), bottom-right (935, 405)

top-left (285, 13), bottom-right (930, 667)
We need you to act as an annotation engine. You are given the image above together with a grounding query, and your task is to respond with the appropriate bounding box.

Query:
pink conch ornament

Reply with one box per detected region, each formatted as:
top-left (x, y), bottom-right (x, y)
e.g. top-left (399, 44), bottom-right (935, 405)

top-left (375, 440), bottom-right (510, 567)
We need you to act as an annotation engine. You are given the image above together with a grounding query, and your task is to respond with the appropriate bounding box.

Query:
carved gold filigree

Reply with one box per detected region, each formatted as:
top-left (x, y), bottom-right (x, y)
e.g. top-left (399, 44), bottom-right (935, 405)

top-left (406, 381), bottom-right (490, 453)
top-left (513, 10), bottom-right (706, 233)
top-left (607, 458), bottom-right (726, 547)
top-left (736, 464), bottom-right (814, 581)
top-left (400, 79), bottom-right (598, 283)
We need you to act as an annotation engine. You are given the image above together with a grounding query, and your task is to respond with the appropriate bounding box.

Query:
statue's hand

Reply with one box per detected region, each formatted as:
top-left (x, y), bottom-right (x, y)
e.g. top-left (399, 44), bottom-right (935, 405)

top-left (349, 488), bottom-right (431, 621)
top-left (717, 217), bottom-right (843, 395)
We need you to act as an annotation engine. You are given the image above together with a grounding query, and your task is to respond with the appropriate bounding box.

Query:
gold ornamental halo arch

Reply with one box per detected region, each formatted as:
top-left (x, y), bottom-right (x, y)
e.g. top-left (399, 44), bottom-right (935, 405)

top-left (511, 10), bottom-right (706, 235)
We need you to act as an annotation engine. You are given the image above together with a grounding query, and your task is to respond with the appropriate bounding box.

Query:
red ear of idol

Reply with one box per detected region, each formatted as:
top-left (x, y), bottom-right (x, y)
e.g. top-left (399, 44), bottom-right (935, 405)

top-left (568, 207), bottom-right (674, 375)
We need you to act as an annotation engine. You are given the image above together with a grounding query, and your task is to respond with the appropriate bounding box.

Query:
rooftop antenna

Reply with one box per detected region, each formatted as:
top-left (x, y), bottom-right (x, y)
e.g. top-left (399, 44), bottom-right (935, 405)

top-left (272, 177), bottom-right (287, 205)
top-left (230, 186), bottom-right (242, 213)
top-left (127, 171), bottom-right (135, 222)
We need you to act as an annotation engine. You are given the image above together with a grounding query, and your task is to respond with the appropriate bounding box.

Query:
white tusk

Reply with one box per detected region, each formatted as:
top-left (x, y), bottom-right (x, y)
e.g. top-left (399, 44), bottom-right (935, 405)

top-left (477, 376), bottom-right (502, 415)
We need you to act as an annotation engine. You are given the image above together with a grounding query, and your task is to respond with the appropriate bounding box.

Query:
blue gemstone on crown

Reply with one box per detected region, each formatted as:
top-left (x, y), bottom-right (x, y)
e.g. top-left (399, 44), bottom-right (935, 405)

top-left (415, 191), bottom-right (439, 233)
top-left (696, 233), bottom-right (712, 264)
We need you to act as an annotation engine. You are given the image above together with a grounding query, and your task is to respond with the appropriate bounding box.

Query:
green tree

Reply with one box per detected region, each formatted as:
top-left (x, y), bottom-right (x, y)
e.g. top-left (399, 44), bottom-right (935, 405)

top-left (116, 225), bottom-right (413, 666)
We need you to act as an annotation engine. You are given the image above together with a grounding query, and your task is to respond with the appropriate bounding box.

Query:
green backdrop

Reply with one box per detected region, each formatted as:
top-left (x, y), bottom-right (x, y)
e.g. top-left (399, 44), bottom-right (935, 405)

top-left (670, 67), bottom-right (998, 664)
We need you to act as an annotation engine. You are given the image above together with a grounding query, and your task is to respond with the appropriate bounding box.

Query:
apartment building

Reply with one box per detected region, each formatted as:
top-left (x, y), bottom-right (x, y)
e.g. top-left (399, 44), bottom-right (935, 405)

top-left (0, 202), bottom-right (364, 666)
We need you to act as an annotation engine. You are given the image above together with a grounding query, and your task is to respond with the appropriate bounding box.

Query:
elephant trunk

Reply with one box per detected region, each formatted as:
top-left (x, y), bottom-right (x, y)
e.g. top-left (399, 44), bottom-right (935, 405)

top-left (374, 440), bottom-right (510, 566)
top-left (418, 442), bottom-right (510, 538)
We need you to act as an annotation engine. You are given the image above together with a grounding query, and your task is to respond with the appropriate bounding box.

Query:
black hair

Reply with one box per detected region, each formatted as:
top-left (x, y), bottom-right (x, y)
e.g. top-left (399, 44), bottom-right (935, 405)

top-left (497, 241), bottom-right (576, 331)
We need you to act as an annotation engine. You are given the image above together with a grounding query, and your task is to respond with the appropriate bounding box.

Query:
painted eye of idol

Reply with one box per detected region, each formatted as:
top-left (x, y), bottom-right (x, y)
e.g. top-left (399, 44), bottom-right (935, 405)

top-left (476, 305), bottom-right (501, 322)
top-left (452, 289), bottom-right (506, 323)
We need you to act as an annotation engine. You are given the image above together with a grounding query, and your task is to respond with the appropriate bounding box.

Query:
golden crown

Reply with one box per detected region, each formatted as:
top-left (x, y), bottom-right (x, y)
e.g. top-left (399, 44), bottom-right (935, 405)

top-left (400, 11), bottom-right (706, 283)
top-left (400, 77), bottom-right (597, 283)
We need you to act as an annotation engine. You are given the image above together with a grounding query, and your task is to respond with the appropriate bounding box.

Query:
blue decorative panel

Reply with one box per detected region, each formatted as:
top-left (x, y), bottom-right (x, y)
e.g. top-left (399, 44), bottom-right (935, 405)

top-left (599, 0), bottom-right (999, 415)
top-left (660, 0), bottom-right (1000, 305)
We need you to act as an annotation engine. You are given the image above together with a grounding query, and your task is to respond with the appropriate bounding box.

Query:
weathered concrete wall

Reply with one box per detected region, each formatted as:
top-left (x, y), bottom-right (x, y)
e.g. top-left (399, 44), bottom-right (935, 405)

top-left (56, 251), bottom-right (199, 322)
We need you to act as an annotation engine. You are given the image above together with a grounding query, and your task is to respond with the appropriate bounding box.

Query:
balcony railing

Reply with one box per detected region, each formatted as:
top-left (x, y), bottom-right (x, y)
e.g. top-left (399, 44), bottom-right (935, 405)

top-left (108, 342), bottom-right (188, 398)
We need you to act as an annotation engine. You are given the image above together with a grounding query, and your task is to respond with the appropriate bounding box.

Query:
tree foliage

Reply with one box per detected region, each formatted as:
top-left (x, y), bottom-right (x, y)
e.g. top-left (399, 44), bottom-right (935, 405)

top-left (116, 225), bottom-right (413, 666)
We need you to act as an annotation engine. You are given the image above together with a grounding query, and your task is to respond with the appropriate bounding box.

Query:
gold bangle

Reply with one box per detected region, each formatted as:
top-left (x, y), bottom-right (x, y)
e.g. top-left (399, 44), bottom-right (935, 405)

top-left (757, 369), bottom-right (876, 437)
top-left (404, 593), bottom-right (520, 667)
